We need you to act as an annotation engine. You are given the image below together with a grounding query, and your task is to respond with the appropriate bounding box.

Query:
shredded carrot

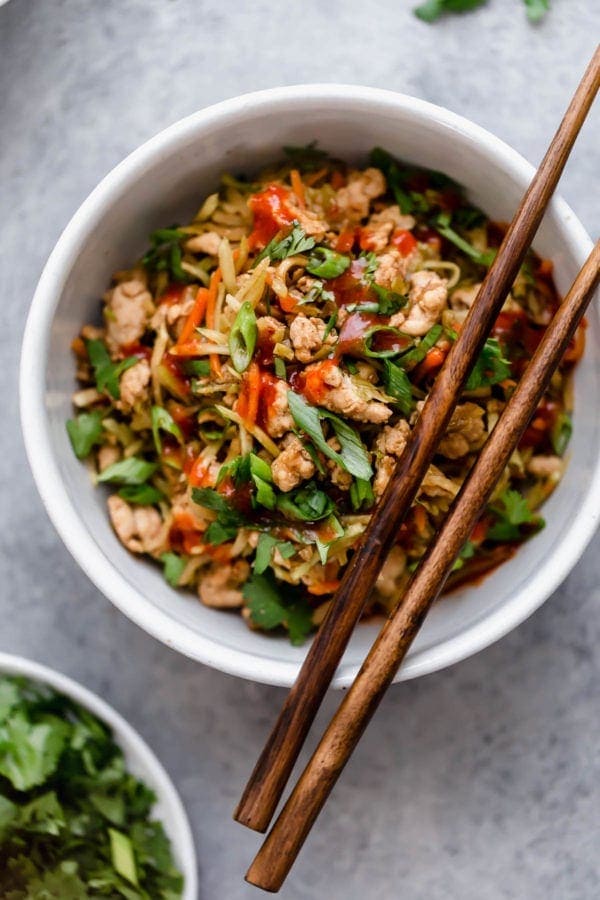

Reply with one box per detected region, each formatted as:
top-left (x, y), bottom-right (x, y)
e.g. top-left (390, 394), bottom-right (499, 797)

top-left (335, 229), bottom-right (355, 253)
top-left (244, 361), bottom-right (261, 426)
top-left (415, 346), bottom-right (447, 380)
top-left (205, 543), bottom-right (233, 563)
top-left (304, 167), bottom-right (329, 187)
top-left (278, 293), bottom-right (298, 313)
top-left (206, 269), bottom-right (223, 377)
top-left (330, 170), bottom-right (346, 189)
top-left (470, 519), bottom-right (488, 544)
top-left (307, 580), bottom-right (340, 596)
top-left (71, 336), bottom-right (87, 357)
top-left (175, 287), bottom-right (209, 347)
top-left (290, 169), bottom-right (305, 207)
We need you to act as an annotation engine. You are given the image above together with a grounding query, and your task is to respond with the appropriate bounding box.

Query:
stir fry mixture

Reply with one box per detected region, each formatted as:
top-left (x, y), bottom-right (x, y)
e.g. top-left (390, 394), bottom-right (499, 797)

top-left (67, 145), bottom-right (582, 644)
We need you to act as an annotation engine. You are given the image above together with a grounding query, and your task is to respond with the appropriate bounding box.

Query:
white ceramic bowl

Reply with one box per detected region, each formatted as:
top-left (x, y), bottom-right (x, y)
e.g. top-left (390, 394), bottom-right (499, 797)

top-left (0, 653), bottom-right (197, 898)
top-left (21, 85), bottom-right (600, 688)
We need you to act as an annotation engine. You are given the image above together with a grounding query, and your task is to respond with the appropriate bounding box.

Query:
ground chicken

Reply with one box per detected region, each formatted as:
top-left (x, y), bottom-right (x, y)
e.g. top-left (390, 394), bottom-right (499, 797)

top-left (315, 362), bottom-right (392, 424)
top-left (373, 454), bottom-right (396, 498)
top-left (118, 359), bottom-right (151, 408)
top-left (198, 560), bottom-right (250, 609)
top-left (437, 402), bottom-right (486, 459)
top-left (376, 420), bottom-right (411, 458)
top-left (375, 546), bottom-right (407, 599)
top-left (257, 315), bottom-right (286, 348)
top-left (326, 437), bottom-right (353, 490)
top-left (264, 379), bottom-right (295, 437)
top-left (97, 445), bottom-right (120, 472)
top-left (527, 455), bottom-right (563, 478)
top-left (105, 277), bottom-right (152, 348)
top-left (287, 203), bottom-right (328, 239)
top-left (363, 206), bottom-right (416, 252)
top-left (289, 315), bottom-right (336, 363)
top-left (390, 270), bottom-right (448, 336)
top-left (419, 464), bottom-right (460, 502)
top-left (185, 231), bottom-right (222, 255)
top-left (374, 249), bottom-right (413, 288)
top-left (271, 434), bottom-right (316, 492)
top-left (151, 291), bottom-right (195, 337)
top-left (107, 495), bottom-right (167, 556)
top-left (335, 168), bottom-right (387, 222)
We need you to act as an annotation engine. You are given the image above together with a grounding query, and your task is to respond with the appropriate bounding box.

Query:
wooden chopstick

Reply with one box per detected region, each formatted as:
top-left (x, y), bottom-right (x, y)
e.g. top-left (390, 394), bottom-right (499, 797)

top-left (247, 238), bottom-right (600, 891)
top-left (234, 45), bottom-right (600, 836)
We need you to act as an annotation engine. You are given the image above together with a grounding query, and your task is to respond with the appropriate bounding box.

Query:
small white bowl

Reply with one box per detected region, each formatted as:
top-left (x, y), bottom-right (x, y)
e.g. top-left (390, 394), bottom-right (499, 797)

top-left (0, 653), bottom-right (197, 899)
top-left (20, 85), bottom-right (600, 688)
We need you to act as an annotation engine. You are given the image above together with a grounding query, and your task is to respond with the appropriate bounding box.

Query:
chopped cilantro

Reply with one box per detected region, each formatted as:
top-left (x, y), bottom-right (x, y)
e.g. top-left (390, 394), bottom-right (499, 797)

top-left (487, 489), bottom-right (542, 541)
top-left (86, 339), bottom-right (138, 400)
top-left (256, 223), bottom-right (316, 264)
top-left (306, 247), bottom-right (351, 279)
top-left (283, 141), bottom-right (331, 172)
top-left (97, 457), bottom-right (158, 486)
top-left (161, 551), bottom-right (186, 587)
top-left (66, 410), bottom-right (104, 459)
top-left (253, 534), bottom-right (295, 574)
top-left (242, 573), bottom-right (313, 645)
top-left (466, 338), bottom-right (511, 390)
top-left (151, 405), bottom-right (183, 454)
top-left (142, 226), bottom-right (190, 282)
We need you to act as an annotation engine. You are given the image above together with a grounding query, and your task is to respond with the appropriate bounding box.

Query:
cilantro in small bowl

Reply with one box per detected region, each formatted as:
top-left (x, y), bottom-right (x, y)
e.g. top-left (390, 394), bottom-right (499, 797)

top-left (0, 660), bottom-right (195, 899)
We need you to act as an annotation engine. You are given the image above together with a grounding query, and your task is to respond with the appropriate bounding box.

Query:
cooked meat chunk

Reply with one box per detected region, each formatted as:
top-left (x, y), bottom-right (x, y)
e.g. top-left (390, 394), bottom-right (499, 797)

top-left (363, 206), bottom-right (416, 252)
top-left (288, 203), bottom-right (328, 239)
top-left (151, 290), bottom-right (195, 336)
top-left (97, 444), bottom-right (120, 472)
top-left (289, 315), bottom-right (336, 363)
top-left (326, 437), bottom-right (353, 490)
top-left (419, 464), bottom-right (459, 502)
top-left (257, 315), bottom-right (286, 347)
top-left (373, 454), bottom-right (396, 498)
top-left (376, 546), bottom-right (407, 599)
top-left (105, 277), bottom-right (152, 348)
top-left (335, 168), bottom-right (386, 221)
top-left (185, 231), bottom-right (222, 255)
top-left (376, 420), bottom-right (411, 458)
top-left (264, 379), bottom-right (295, 437)
top-left (438, 402), bottom-right (486, 459)
top-left (118, 359), bottom-right (151, 408)
top-left (527, 455), bottom-right (563, 478)
top-left (107, 496), bottom-right (167, 556)
top-left (374, 249), bottom-right (413, 288)
top-left (315, 363), bottom-right (392, 424)
top-left (198, 560), bottom-right (250, 608)
top-left (391, 270), bottom-right (447, 336)
top-left (271, 435), bottom-right (316, 492)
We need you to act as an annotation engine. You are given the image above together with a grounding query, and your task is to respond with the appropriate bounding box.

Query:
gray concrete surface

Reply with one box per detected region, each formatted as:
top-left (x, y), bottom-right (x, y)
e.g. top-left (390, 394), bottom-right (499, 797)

top-left (1, 1), bottom-right (599, 897)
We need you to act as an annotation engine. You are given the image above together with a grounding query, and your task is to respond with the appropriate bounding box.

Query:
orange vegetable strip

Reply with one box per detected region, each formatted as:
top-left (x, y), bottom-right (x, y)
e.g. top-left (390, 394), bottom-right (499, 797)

top-left (244, 361), bottom-right (261, 426)
top-left (307, 581), bottom-right (341, 596)
top-left (304, 167), bottom-right (329, 187)
top-left (176, 287), bottom-right (209, 347)
top-left (290, 169), bottom-right (305, 207)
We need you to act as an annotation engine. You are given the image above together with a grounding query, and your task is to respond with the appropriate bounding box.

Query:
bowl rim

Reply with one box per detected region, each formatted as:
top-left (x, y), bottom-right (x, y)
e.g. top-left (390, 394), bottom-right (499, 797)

top-left (20, 83), bottom-right (600, 688)
top-left (0, 652), bottom-right (198, 897)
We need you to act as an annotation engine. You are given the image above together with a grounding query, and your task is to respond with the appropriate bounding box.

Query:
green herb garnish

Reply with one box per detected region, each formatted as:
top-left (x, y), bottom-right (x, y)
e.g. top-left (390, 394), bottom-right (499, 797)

top-left (151, 405), bottom-right (183, 455)
top-left (306, 247), bottom-right (351, 279)
top-left (86, 339), bottom-right (138, 400)
top-left (253, 534), bottom-right (296, 575)
top-left (434, 212), bottom-right (496, 267)
top-left (142, 226), bottom-right (190, 282)
top-left (414, 0), bottom-right (487, 22)
top-left (0, 676), bottom-right (183, 897)
top-left (118, 483), bottom-right (165, 505)
top-left (229, 301), bottom-right (258, 373)
top-left (276, 482), bottom-right (335, 522)
top-left (487, 489), bottom-right (542, 541)
top-left (98, 457), bottom-right (158, 486)
top-left (242, 573), bottom-right (313, 645)
top-left (161, 551), bottom-right (186, 587)
top-left (383, 359), bottom-right (414, 416)
top-left (551, 411), bottom-right (572, 456)
top-left (287, 391), bottom-right (373, 480)
top-left (256, 223), bottom-right (316, 264)
top-left (283, 142), bottom-right (331, 172)
top-left (466, 338), bottom-right (511, 390)
top-left (66, 410), bottom-right (104, 459)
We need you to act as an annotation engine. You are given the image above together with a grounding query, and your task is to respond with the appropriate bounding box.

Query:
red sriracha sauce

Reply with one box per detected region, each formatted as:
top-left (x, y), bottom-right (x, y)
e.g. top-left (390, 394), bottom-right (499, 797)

top-left (248, 184), bottom-right (296, 249)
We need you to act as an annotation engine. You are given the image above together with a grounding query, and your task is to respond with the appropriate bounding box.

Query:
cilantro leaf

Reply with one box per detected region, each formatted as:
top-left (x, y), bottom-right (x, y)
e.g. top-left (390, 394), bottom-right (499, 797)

top-left (0, 712), bottom-right (70, 790)
top-left (151, 405), bottom-right (183, 454)
top-left (97, 457), bottom-right (158, 486)
top-left (191, 487), bottom-right (247, 545)
top-left (86, 340), bottom-right (138, 400)
top-left (256, 223), bottom-right (316, 264)
top-left (242, 574), bottom-right (313, 645)
top-left (118, 483), bottom-right (165, 505)
top-left (306, 247), bottom-right (351, 279)
top-left (466, 338), bottom-right (511, 390)
top-left (66, 410), bottom-right (104, 459)
top-left (253, 534), bottom-right (295, 574)
top-left (161, 552), bottom-right (186, 587)
top-left (397, 325), bottom-right (443, 369)
top-left (487, 489), bottom-right (540, 541)
top-left (371, 283), bottom-right (409, 316)
top-left (276, 482), bottom-right (335, 522)
top-left (287, 391), bottom-right (373, 480)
